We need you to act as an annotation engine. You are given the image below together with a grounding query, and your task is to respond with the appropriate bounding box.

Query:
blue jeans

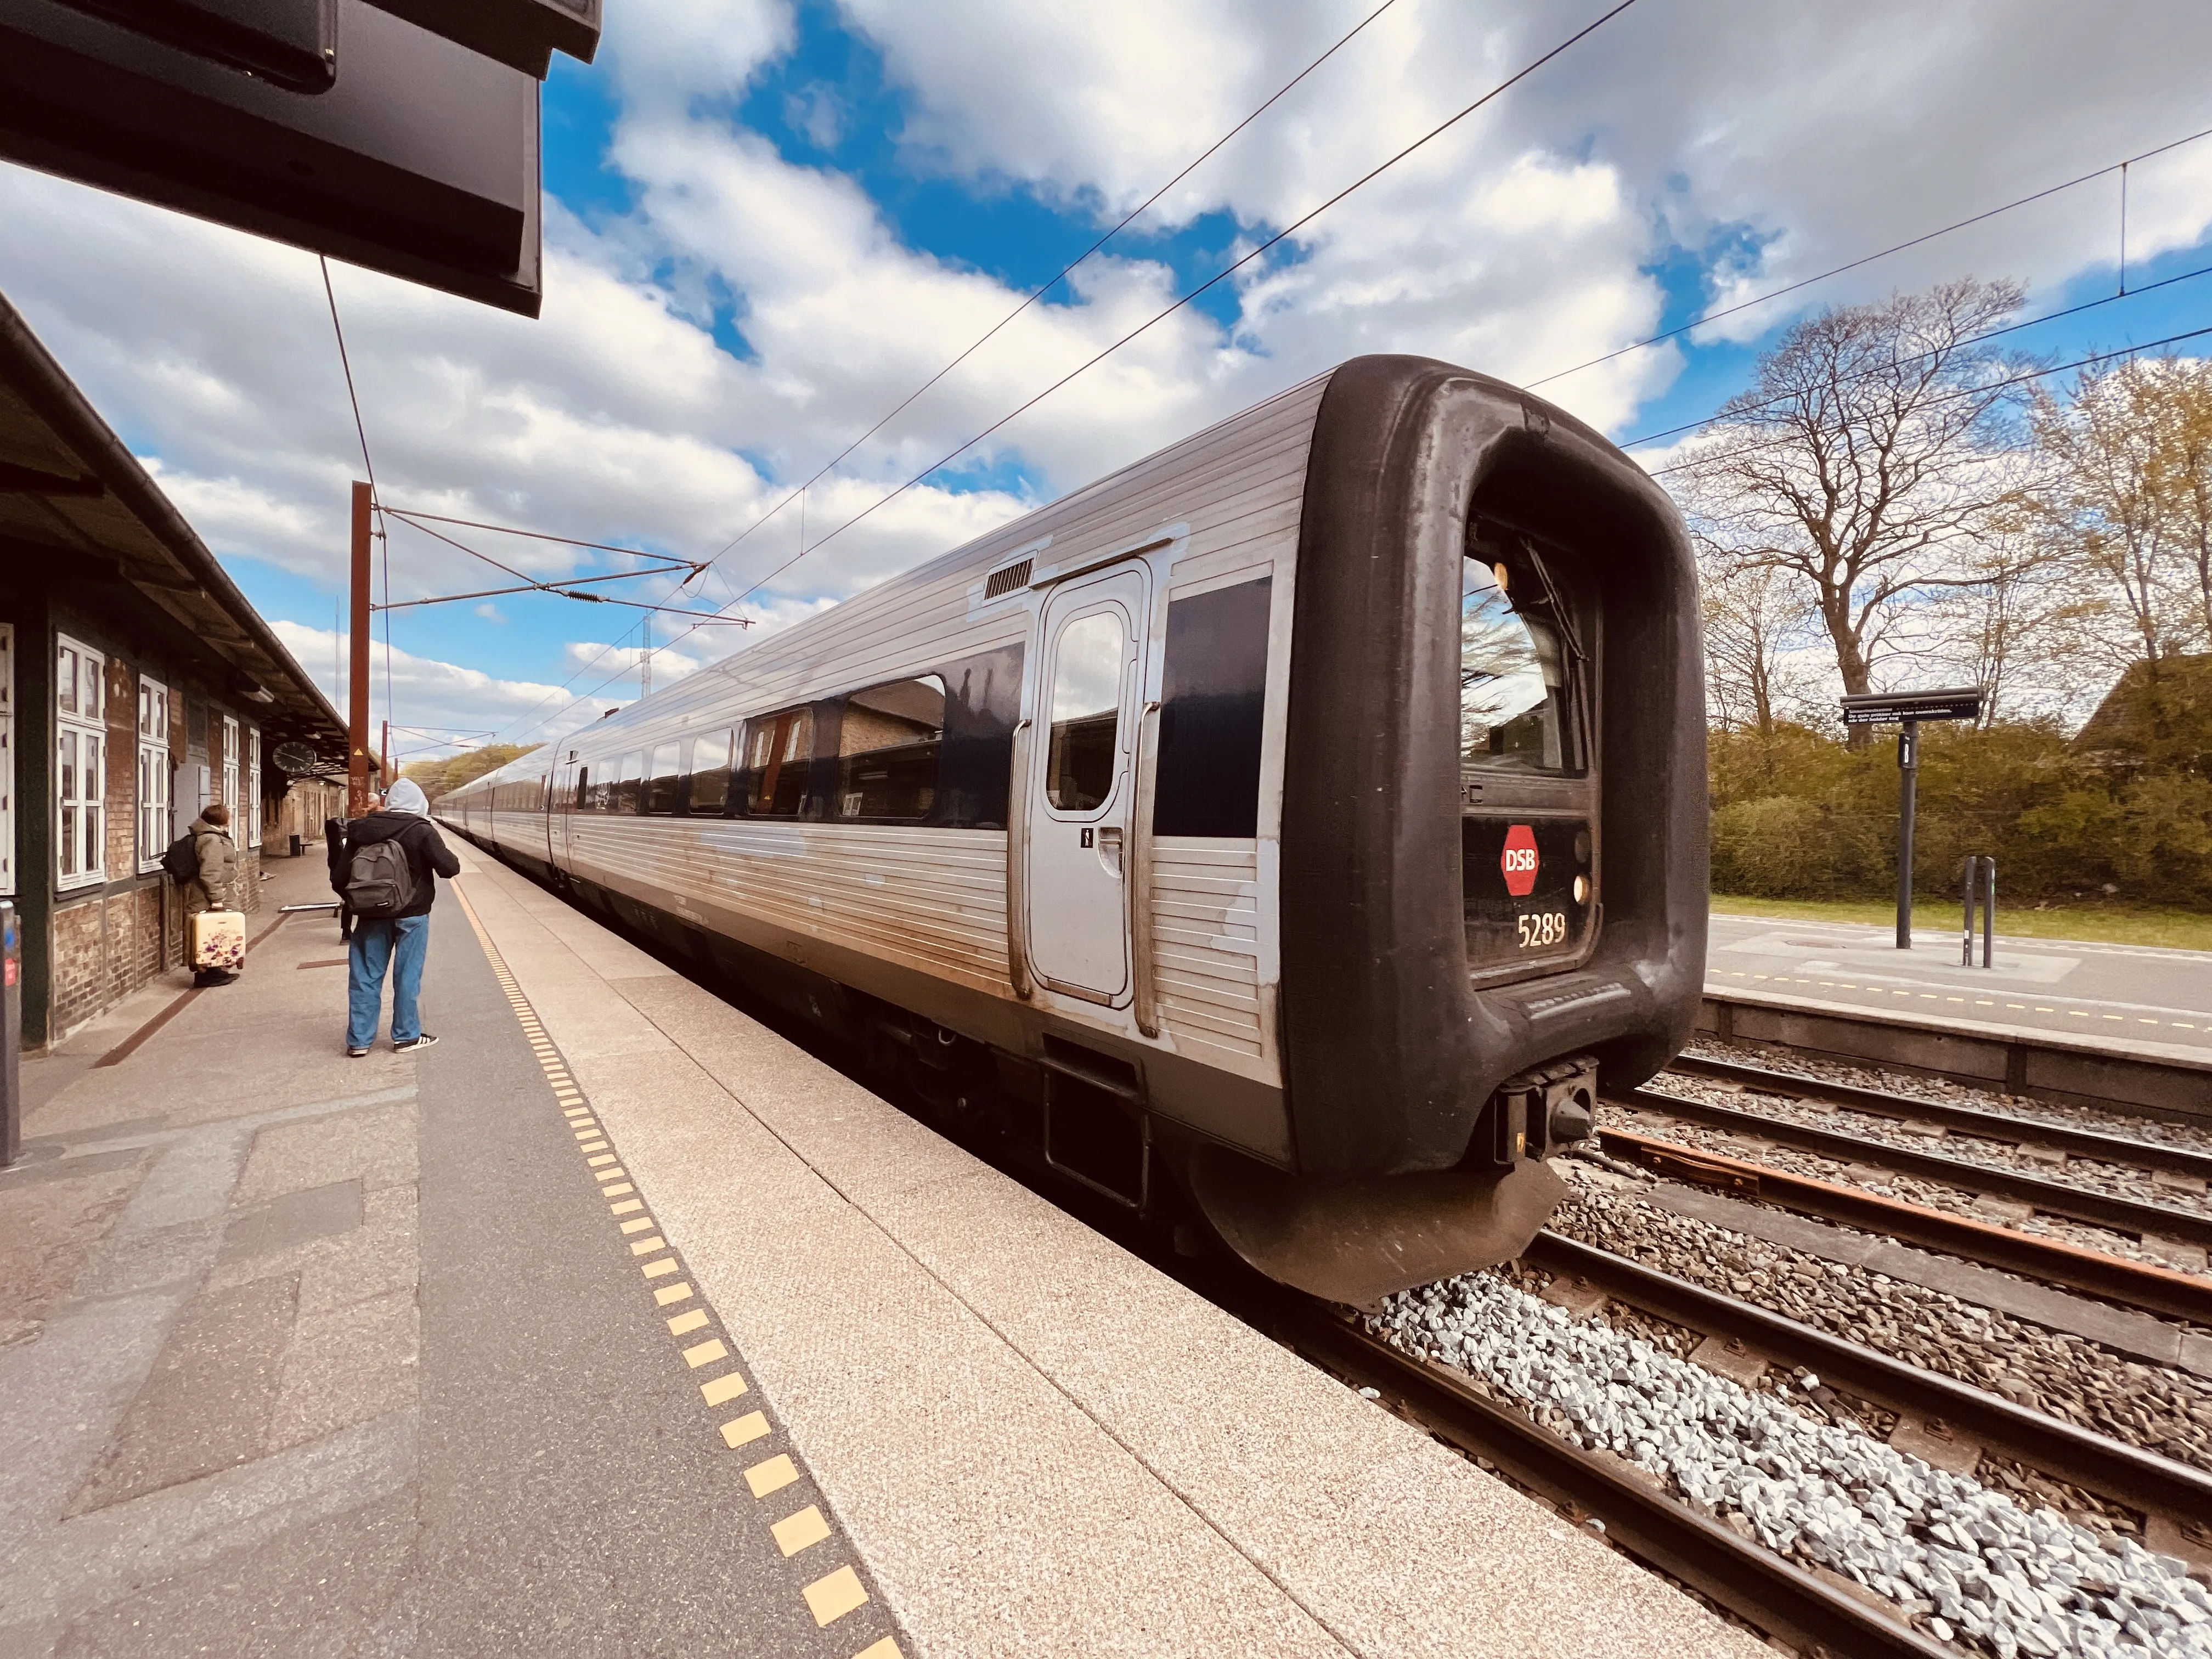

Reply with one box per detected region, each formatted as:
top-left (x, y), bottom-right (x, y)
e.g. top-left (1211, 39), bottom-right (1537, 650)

top-left (347, 915), bottom-right (431, 1048)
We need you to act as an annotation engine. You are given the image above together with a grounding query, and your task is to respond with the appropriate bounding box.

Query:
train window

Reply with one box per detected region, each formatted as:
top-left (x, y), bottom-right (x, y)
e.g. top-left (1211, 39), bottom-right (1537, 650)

top-left (614, 751), bottom-right (645, 813)
top-left (1460, 548), bottom-right (1580, 775)
top-left (836, 675), bottom-right (944, 820)
top-left (1046, 610), bottom-right (1125, 812)
top-left (643, 742), bottom-right (682, 813)
top-left (1153, 577), bottom-right (1271, 837)
top-left (739, 707), bottom-right (815, 817)
top-left (573, 766), bottom-right (590, 811)
top-left (686, 729), bottom-right (736, 814)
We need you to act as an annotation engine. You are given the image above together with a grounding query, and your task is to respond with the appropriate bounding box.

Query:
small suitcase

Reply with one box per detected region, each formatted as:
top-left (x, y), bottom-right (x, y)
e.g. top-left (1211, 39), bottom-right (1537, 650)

top-left (189, 910), bottom-right (246, 972)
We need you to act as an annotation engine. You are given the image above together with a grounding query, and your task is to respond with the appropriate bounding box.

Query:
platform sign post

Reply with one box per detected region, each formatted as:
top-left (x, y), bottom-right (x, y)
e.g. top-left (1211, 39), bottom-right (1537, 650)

top-left (2, 900), bottom-right (20, 1169)
top-left (348, 481), bottom-right (373, 819)
top-left (1838, 688), bottom-right (1984, 952)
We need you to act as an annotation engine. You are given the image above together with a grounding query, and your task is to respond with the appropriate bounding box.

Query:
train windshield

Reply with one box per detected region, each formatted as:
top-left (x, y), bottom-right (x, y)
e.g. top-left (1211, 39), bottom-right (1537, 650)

top-left (1460, 547), bottom-right (1578, 775)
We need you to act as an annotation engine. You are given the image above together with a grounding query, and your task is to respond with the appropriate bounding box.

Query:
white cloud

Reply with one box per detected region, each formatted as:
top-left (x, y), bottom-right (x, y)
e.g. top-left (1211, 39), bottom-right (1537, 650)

top-left (7, 0), bottom-right (2212, 752)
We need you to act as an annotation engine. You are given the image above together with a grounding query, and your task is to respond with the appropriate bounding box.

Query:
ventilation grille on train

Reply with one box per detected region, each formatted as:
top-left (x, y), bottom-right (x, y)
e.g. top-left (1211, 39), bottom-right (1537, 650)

top-left (984, 558), bottom-right (1033, 599)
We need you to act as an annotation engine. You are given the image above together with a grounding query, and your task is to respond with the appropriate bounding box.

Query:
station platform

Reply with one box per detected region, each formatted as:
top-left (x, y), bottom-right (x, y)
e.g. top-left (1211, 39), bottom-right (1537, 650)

top-left (1707, 910), bottom-right (2212, 1063)
top-left (1, 843), bottom-right (1764, 1658)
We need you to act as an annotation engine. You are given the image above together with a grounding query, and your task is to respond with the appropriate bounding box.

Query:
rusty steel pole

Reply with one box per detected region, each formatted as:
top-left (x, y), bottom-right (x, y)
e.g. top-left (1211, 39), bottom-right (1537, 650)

top-left (348, 481), bottom-right (373, 817)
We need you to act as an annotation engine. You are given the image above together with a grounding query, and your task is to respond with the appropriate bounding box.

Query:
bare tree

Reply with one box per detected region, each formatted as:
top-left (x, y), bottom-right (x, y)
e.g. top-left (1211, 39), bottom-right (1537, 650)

top-left (1698, 555), bottom-right (1820, 735)
top-left (1672, 279), bottom-right (2032, 742)
top-left (2030, 356), bottom-right (2212, 670)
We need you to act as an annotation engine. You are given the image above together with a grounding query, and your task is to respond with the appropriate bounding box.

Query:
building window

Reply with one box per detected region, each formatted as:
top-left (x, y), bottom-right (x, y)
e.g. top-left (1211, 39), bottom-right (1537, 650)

top-left (220, 715), bottom-right (240, 832)
top-left (57, 634), bottom-right (106, 889)
top-left (138, 675), bottom-right (171, 871)
top-left (247, 727), bottom-right (262, 848)
top-left (0, 623), bottom-right (14, 898)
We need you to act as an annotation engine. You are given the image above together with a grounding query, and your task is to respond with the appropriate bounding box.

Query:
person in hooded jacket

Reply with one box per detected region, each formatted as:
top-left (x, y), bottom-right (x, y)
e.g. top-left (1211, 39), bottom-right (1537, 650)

top-left (184, 800), bottom-right (241, 988)
top-left (336, 778), bottom-right (460, 1057)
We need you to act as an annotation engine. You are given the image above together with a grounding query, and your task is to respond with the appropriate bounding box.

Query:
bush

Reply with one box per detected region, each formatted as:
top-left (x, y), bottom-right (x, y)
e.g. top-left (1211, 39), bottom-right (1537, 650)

top-left (1705, 719), bottom-right (2212, 907)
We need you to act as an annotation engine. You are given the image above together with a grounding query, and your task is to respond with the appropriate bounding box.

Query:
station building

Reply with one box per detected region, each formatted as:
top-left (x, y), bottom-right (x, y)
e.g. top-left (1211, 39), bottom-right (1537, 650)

top-left (0, 291), bottom-right (346, 1047)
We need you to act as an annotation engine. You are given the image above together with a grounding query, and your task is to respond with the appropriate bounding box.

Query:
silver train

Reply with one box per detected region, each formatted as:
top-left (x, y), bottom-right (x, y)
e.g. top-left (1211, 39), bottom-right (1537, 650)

top-left (439, 355), bottom-right (1708, 1304)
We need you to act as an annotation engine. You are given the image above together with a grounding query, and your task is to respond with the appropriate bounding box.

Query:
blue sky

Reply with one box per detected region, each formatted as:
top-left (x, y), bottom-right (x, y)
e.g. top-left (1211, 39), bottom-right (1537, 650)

top-left (4, 0), bottom-right (2210, 760)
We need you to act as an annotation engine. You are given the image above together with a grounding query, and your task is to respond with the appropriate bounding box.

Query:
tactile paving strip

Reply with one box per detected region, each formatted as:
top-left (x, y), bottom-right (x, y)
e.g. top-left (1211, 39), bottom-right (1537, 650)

top-left (449, 882), bottom-right (901, 1657)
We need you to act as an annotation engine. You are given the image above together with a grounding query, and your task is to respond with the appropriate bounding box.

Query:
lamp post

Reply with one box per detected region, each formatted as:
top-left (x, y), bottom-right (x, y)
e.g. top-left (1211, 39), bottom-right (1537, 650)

top-left (1838, 687), bottom-right (1984, 950)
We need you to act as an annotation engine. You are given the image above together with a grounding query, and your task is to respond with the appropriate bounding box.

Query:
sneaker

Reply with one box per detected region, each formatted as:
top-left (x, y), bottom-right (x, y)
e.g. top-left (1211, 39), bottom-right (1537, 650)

top-left (347, 1046), bottom-right (370, 1058)
top-left (393, 1033), bottom-right (439, 1052)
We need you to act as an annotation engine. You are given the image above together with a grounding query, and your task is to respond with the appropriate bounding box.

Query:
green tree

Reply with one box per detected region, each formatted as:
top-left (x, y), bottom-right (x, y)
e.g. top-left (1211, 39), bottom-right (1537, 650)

top-left (403, 742), bottom-right (540, 802)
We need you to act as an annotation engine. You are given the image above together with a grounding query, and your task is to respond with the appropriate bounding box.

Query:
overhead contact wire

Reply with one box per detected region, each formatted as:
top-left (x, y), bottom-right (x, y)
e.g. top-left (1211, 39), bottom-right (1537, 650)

top-left (711, 0), bottom-right (1647, 608)
top-left (705, 0), bottom-right (1406, 572)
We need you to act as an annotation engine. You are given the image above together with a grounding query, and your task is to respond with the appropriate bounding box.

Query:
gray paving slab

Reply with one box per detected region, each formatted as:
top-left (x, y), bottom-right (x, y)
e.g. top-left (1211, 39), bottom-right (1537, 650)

top-left (70, 1275), bottom-right (299, 1513)
top-left (0, 850), bottom-right (899, 1659)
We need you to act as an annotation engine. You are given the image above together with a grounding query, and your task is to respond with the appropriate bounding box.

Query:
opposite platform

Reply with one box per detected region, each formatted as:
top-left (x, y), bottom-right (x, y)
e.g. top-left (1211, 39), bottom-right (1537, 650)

top-left (452, 846), bottom-right (1767, 1657)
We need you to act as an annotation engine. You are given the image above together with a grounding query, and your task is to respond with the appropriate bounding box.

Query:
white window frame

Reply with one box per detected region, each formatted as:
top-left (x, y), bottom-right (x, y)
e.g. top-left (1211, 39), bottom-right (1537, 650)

top-left (220, 714), bottom-right (240, 835)
top-left (246, 726), bottom-right (262, 849)
top-left (56, 633), bottom-right (107, 891)
top-left (0, 623), bottom-right (14, 897)
top-left (137, 674), bottom-right (171, 872)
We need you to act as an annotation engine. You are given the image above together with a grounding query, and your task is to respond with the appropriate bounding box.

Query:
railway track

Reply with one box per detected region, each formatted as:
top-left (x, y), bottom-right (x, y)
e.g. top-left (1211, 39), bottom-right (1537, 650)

top-left (1237, 1272), bottom-right (1957, 1659)
top-left (1667, 1052), bottom-right (2212, 1184)
top-left (1601, 1088), bottom-right (2212, 1328)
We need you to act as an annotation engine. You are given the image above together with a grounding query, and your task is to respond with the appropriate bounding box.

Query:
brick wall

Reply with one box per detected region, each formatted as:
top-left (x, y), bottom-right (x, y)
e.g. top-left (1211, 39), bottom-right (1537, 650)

top-left (50, 896), bottom-right (108, 1036)
top-left (44, 659), bottom-right (265, 1041)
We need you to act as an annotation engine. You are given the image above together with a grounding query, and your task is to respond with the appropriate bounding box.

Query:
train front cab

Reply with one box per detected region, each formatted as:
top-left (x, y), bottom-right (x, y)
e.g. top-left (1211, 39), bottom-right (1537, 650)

top-left (1188, 355), bottom-right (1708, 1306)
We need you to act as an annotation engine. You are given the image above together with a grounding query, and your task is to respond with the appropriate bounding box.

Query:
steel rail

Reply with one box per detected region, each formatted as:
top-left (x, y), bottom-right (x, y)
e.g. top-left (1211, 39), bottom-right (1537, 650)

top-left (1625, 1085), bottom-right (2212, 1249)
top-left (1596, 1121), bottom-right (2212, 1327)
top-left (1666, 1053), bottom-right (2212, 1183)
top-left (1250, 1282), bottom-right (1951, 1658)
top-left (1524, 1233), bottom-right (2212, 1522)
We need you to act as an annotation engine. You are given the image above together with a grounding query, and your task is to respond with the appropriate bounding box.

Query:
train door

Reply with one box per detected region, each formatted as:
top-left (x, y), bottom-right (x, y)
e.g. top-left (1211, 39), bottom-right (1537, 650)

top-left (1025, 562), bottom-right (1148, 1003)
top-left (555, 753), bottom-right (578, 868)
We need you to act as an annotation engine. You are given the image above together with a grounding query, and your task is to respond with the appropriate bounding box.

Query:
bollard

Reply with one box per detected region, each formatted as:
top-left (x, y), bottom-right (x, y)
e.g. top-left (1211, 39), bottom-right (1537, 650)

top-left (290, 833), bottom-right (304, 858)
top-left (1981, 857), bottom-right (1996, 970)
top-left (2, 901), bottom-right (20, 1168)
top-left (1960, 855), bottom-right (1996, 969)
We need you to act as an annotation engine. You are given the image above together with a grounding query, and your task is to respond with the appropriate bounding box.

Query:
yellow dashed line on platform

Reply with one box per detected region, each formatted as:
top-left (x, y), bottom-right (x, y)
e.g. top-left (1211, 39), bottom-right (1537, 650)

top-left (774, 1505), bottom-right (832, 1556)
top-left (701, 1372), bottom-right (751, 1408)
top-left (449, 878), bottom-right (895, 1657)
top-left (721, 1411), bottom-right (770, 1448)
top-left (803, 1567), bottom-right (870, 1626)
top-left (746, 1454), bottom-right (800, 1497)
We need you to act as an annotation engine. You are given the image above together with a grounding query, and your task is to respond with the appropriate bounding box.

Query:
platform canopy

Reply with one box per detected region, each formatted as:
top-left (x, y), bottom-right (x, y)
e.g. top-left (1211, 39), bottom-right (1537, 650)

top-left (0, 0), bottom-right (605, 317)
top-left (0, 289), bottom-right (346, 770)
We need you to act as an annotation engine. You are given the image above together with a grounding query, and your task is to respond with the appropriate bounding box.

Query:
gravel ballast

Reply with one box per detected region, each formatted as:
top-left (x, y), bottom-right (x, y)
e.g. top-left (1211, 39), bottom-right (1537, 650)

top-left (1542, 1177), bottom-right (2212, 1474)
top-left (1371, 1265), bottom-right (2212, 1657)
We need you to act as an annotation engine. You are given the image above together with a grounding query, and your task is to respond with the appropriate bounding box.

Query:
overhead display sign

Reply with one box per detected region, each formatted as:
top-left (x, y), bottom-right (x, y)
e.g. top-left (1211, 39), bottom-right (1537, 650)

top-left (1838, 687), bottom-right (1985, 726)
top-left (0, 0), bottom-right (602, 316)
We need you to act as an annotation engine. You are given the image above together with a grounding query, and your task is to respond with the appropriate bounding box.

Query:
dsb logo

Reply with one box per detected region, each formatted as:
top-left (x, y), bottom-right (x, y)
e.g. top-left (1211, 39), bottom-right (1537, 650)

top-left (1499, 825), bottom-right (1539, 897)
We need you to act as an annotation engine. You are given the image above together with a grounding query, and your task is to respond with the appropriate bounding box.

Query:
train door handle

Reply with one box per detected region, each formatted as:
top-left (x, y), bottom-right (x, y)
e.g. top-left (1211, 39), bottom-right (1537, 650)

top-left (1096, 825), bottom-right (1124, 876)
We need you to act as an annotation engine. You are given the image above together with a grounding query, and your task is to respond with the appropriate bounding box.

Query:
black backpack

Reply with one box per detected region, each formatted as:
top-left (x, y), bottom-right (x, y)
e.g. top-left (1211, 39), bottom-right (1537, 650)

top-left (160, 830), bottom-right (202, 883)
top-left (345, 834), bottom-right (420, 919)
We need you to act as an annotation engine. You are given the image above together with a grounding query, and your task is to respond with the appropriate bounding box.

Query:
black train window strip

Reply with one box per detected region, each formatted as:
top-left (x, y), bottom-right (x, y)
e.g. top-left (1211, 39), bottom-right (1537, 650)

top-left (1152, 577), bottom-right (1272, 838)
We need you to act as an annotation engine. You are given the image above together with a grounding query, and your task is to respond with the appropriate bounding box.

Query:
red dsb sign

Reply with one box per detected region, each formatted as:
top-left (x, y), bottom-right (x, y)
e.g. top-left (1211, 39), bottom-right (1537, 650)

top-left (1500, 823), bottom-right (1539, 897)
